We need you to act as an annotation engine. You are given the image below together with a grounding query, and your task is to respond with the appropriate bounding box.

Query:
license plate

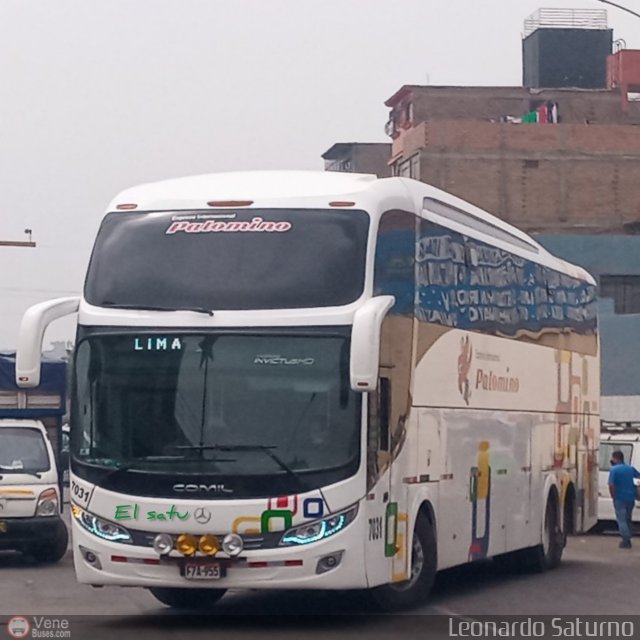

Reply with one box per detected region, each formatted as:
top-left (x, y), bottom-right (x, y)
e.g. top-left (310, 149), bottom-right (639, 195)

top-left (0, 521), bottom-right (6, 533)
top-left (183, 562), bottom-right (222, 580)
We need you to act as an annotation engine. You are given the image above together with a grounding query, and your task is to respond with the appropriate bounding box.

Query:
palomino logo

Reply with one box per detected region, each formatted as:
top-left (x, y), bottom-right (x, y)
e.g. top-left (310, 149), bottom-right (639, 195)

top-left (475, 368), bottom-right (520, 393)
top-left (254, 354), bottom-right (315, 366)
top-left (173, 483), bottom-right (233, 494)
top-left (458, 337), bottom-right (520, 402)
top-left (166, 217), bottom-right (292, 235)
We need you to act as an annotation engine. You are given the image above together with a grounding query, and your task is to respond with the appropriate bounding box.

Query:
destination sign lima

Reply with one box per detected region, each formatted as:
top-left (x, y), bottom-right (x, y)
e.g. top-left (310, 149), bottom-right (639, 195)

top-left (134, 337), bottom-right (182, 351)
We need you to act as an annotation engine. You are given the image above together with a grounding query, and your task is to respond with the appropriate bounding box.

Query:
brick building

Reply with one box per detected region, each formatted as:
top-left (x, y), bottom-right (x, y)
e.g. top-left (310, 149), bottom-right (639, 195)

top-left (384, 84), bottom-right (640, 234)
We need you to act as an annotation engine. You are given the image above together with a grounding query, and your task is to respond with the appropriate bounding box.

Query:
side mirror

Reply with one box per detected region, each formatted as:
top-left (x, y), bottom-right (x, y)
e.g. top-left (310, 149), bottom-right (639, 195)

top-left (349, 296), bottom-right (395, 392)
top-left (16, 297), bottom-right (80, 388)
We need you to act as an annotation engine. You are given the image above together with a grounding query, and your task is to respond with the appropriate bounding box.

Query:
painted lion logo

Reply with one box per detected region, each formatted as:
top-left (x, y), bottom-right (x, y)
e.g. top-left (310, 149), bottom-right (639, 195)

top-left (458, 336), bottom-right (473, 406)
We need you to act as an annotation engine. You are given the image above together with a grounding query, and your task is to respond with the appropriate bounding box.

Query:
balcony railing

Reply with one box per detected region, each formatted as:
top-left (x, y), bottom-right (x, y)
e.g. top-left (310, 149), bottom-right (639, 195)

top-left (523, 8), bottom-right (608, 37)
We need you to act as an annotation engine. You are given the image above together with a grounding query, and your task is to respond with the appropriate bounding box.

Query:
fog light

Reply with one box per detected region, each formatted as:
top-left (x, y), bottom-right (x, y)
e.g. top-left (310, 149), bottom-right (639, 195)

top-left (316, 551), bottom-right (344, 575)
top-left (79, 545), bottom-right (102, 570)
top-left (176, 533), bottom-right (198, 556)
top-left (222, 533), bottom-right (244, 557)
top-left (199, 534), bottom-right (220, 556)
top-left (153, 533), bottom-right (174, 556)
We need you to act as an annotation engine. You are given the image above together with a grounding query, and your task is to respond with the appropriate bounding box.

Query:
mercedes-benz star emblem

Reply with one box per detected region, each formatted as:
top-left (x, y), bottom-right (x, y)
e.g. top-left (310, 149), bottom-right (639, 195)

top-left (194, 507), bottom-right (212, 524)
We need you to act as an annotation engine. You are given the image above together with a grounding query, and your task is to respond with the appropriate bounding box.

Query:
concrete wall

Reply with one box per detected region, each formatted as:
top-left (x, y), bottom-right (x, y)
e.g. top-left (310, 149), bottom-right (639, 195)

top-left (536, 235), bottom-right (640, 398)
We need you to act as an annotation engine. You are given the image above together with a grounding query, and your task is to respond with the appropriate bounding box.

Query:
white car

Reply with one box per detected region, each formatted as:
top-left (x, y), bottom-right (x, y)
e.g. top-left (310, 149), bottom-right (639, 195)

top-left (0, 419), bottom-right (68, 562)
top-left (598, 425), bottom-right (640, 526)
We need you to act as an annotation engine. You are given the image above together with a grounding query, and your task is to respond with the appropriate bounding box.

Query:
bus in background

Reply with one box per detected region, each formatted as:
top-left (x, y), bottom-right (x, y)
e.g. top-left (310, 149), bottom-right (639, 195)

top-left (15, 171), bottom-right (599, 611)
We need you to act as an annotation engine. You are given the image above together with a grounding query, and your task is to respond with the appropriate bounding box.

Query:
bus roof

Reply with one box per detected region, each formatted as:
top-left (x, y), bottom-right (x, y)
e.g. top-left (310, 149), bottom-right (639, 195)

top-left (108, 170), bottom-right (594, 285)
top-left (108, 170), bottom-right (378, 209)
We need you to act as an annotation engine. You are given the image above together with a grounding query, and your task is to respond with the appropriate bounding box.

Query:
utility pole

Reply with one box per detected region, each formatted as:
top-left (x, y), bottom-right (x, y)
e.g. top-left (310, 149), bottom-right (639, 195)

top-left (0, 228), bottom-right (35, 248)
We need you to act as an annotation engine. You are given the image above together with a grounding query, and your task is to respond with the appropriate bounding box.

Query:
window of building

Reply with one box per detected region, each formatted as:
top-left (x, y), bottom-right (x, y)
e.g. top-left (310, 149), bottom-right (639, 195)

top-left (599, 275), bottom-right (640, 314)
top-left (397, 154), bottom-right (420, 180)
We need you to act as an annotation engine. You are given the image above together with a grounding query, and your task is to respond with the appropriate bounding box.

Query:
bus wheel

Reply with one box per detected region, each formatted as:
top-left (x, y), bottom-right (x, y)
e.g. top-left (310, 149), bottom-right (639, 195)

top-left (515, 493), bottom-right (563, 573)
top-left (148, 587), bottom-right (227, 610)
top-left (371, 511), bottom-right (437, 611)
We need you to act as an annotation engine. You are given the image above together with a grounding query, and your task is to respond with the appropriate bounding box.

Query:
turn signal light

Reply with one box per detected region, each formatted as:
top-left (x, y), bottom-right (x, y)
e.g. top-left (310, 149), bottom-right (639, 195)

top-left (198, 534), bottom-right (220, 556)
top-left (176, 533), bottom-right (198, 556)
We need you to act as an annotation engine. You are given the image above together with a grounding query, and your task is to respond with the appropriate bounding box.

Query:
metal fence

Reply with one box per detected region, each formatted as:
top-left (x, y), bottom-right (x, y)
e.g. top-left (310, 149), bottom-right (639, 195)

top-left (523, 8), bottom-right (608, 38)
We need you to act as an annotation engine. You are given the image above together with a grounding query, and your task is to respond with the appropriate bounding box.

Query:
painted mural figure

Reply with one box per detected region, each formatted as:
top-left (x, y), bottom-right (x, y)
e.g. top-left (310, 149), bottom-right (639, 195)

top-left (468, 440), bottom-right (491, 561)
top-left (458, 336), bottom-right (473, 406)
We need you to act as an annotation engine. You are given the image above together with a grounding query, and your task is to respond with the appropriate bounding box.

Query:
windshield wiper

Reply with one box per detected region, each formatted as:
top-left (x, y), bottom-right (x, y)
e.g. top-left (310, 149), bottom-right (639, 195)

top-left (0, 465), bottom-right (42, 479)
top-left (101, 302), bottom-right (214, 316)
top-left (97, 455), bottom-right (201, 483)
top-left (175, 444), bottom-right (308, 491)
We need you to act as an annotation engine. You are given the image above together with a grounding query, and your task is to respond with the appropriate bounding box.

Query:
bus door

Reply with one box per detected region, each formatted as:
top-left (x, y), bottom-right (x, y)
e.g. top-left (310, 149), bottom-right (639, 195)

top-left (363, 372), bottom-right (394, 586)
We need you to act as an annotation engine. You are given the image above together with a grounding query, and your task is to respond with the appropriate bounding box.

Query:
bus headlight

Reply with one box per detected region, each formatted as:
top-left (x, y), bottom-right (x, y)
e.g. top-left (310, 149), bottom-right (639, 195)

top-left (279, 504), bottom-right (358, 546)
top-left (72, 505), bottom-right (132, 544)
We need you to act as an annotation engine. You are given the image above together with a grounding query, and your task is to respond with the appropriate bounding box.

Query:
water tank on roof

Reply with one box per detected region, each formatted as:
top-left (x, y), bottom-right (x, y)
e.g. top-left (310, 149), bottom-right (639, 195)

top-left (522, 9), bottom-right (613, 89)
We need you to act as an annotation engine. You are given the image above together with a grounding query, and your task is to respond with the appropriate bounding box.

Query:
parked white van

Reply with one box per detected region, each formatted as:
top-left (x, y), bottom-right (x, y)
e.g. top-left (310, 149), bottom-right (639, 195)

top-left (598, 423), bottom-right (640, 526)
top-left (0, 419), bottom-right (68, 561)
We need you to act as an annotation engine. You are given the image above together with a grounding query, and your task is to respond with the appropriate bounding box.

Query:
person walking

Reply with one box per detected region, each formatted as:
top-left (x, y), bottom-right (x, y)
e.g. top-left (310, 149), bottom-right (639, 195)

top-left (609, 450), bottom-right (640, 548)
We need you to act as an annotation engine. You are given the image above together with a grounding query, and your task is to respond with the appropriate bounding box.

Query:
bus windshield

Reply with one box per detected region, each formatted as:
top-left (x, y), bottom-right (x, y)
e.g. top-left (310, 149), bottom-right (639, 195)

top-left (84, 209), bottom-right (369, 310)
top-left (71, 332), bottom-right (361, 498)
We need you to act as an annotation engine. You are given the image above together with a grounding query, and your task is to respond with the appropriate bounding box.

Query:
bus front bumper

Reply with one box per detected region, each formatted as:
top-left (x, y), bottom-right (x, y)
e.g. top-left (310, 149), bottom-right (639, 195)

top-left (72, 517), bottom-right (368, 590)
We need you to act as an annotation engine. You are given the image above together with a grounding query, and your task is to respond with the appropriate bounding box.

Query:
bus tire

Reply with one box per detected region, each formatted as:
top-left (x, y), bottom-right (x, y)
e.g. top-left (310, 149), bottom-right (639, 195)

top-left (370, 511), bottom-right (437, 611)
top-left (148, 587), bottom-right (227, 610)
top-left (515, 493), bottom-right (563, 573)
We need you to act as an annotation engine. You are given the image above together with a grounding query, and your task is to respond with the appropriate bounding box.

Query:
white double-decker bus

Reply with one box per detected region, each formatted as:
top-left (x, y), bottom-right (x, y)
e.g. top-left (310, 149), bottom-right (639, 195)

top-left (16, 171), bottom-right (599, 610)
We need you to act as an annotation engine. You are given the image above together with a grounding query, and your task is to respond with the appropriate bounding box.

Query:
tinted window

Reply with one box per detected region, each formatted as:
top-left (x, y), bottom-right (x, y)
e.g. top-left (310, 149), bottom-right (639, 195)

top-left (374, 210), bottom-right (415, 316)
top-left (85, 209), bottom-right (369, 310)
top-left (599, 442), bottom-right (634, 471)
top-left (0, 428), bottom-right (50, 473)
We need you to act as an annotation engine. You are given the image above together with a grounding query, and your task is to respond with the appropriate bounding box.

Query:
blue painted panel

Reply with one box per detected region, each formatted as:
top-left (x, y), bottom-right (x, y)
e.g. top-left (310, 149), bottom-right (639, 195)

top-left (415, 225), bottom-right (597, 336)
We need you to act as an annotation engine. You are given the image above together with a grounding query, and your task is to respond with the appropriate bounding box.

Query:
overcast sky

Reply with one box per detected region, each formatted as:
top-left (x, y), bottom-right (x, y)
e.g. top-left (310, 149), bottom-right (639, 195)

top-left (0, 0), bottom-right (637, 349)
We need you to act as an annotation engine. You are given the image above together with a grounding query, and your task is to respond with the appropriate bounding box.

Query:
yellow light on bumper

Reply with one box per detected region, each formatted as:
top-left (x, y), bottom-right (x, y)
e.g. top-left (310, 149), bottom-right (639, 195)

top-left (199, 534), bottom-right (220, 556)
top-left (176, 533), bottom-right (198, 556)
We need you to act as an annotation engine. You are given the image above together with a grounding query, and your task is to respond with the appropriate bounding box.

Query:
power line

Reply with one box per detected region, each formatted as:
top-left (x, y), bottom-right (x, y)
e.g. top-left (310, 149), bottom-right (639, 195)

top-left (596, 0), bottom-right (640, 20)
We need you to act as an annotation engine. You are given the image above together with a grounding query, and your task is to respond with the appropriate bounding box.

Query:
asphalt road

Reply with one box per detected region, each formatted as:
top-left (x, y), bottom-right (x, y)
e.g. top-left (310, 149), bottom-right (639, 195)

top-left (0, 523), bottom-right (638, 640)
